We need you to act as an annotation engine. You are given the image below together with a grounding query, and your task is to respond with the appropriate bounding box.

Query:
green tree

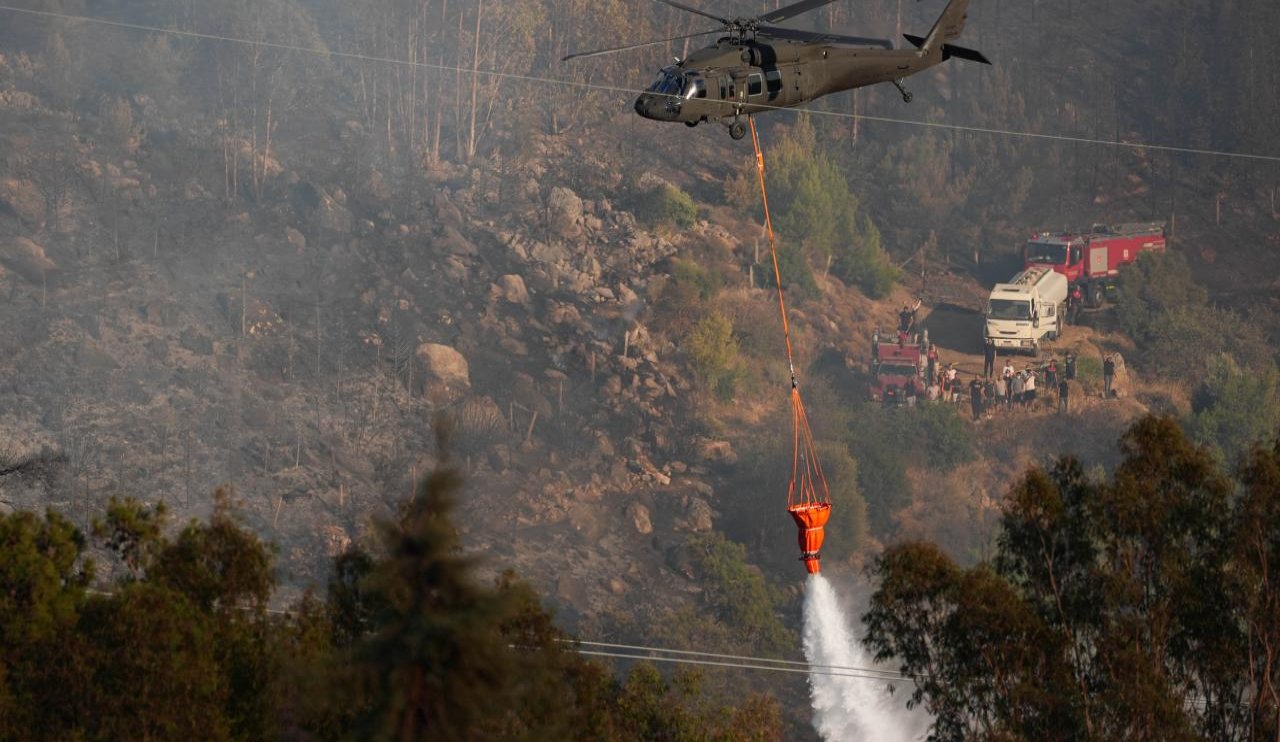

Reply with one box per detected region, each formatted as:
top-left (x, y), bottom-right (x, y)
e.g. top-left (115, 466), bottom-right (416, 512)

top-left (1114, 252), bottom-right (1270, 380)
top-left (833, 214), bottom-right (899, 299)
top-left (865, 416), bottom-right (1262, 741)
top-left (685, 532), bottom-right (793, 654)
top-left (736, 118), bottom-right (896, 298)
top-left (353, 464), bottom-right (523, 740)
top-left (1187, 354), bottom-right (1280, 463)
top-left (687, 310), bottom-right (745, 401)
top-left (78, 584), bottom-right (231, 741)
top-left (1236, 439), bottom-right (1280, 737)
top-left (0, 509), bottom-right (90, 646)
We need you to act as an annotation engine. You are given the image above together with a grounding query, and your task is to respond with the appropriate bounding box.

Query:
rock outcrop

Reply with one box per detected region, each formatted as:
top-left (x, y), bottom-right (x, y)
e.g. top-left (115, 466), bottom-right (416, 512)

top-left (417, 342), bottom-right (470, 404)
top-left (0, 237), bottom-right (56, 283)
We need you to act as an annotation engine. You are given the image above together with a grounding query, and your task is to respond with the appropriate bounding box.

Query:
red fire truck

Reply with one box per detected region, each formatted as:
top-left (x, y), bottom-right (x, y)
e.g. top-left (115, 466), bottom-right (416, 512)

top-left (869, 331), bottom-right (924, 406)
top-left (1023, 222), bottom-right (1166, 308)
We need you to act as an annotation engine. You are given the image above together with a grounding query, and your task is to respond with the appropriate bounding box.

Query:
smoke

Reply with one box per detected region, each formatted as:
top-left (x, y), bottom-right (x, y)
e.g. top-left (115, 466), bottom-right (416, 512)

top-left (802, 574), bottom-right (929, 742)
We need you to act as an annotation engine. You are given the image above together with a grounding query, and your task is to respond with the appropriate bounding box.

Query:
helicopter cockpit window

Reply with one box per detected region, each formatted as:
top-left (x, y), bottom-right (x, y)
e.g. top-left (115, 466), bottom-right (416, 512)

top-left (747, 73), bottom-right (763, 96)
top-left (685, 78), bottom-right (706, 99)
top-left (647, 69), bottom-right (685, 97)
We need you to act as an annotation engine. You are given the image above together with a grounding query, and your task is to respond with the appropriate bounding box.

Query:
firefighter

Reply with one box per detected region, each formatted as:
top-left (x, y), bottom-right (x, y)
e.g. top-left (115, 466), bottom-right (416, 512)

top-left (1065, 351), bottom-right (1077, 381)
top-left (969, 376), bottom-right (983, 421)
top-left (983, 338), bottom-right (996, 378)
top-left (1068, 284), bottom-right (1084, 324)
top-left (1103, 354), bottom-right (1116, 399)
top-left (1058, 377), bottom-right (1070, 414)
top-left (1045, 357), bottom-right (1058, 390)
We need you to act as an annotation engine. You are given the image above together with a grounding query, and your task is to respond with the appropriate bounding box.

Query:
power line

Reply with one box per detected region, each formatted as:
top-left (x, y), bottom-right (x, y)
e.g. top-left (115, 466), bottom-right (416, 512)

top-left (567, 647), bottom-right (911, 683)
top-left (557, 638), bottom-right (914, 679)
top-left (560, 642), bottom-right (1242, 713)
top-left (2, 3), bottom-right (1279, 164)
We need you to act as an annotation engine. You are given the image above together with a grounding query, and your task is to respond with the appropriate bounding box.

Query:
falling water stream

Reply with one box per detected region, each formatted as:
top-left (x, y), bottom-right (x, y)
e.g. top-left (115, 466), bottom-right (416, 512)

top-left (802, 574), bottom-right (927, 741)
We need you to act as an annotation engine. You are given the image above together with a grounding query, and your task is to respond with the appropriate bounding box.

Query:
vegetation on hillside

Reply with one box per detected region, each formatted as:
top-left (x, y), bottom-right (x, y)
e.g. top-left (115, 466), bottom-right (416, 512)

top-left (727, 119), bottom-right (899, 298)
top-left (865, 416), bottom-right (1280, 740)
top-left (0, 463), bottom-right (783, 741)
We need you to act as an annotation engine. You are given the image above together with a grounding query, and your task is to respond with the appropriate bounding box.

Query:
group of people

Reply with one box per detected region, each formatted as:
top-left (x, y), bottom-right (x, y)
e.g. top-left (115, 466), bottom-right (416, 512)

top-left (911, 339), bottom-right (1082, 421)
top-left (966, 352), bottom-right (1077, 420)
top-left (887, 344), bottom-right (1082, 420)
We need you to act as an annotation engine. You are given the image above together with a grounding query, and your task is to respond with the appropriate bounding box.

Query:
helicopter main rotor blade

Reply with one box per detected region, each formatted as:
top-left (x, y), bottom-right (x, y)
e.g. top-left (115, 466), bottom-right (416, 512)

top-left (652, 0), bottom-right (730, 25)
top-left (561, 29), bottom-right (721, 62)
top-left (757, 25), bottom-right (894, 48)
top-left (757, 0), bottom-right (838, 24)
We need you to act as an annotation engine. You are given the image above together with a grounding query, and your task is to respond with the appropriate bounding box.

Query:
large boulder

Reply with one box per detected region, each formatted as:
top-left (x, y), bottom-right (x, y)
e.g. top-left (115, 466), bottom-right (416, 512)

top-left (0, 178), bottom-right (45, 227)
top-left (626, 501), bottom-right (653, 536)
top-left (499, 274), bottom-right (529, 304)
top-left (546, 186), bottom-right (583, 239)
top-left (417, 343), bottom-right (470, 404)
top-left (0, 237), bottom-right (56, 283)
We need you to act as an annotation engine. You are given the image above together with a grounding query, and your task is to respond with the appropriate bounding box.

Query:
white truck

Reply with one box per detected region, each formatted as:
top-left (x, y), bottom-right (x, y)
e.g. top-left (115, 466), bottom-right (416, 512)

top-left (984, 267), bottom-right (1068, 355)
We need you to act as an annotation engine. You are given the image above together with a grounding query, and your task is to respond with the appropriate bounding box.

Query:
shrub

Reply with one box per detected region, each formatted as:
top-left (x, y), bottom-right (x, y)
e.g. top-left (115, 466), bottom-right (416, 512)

top-left (637, 184), bottom-right (698, 230)
top-left (654, 259), bottom-right (725, 337)
top-left (684, 532), bottom-right (793, 653)
top-left (687, 311), bottom-right (744, 401)
top-left (1074, 355), bottom-right (1103, 394)
top-left (671, 259), bottom-right (722, 302)
top-left (845, 401), bottom-right (975, 536)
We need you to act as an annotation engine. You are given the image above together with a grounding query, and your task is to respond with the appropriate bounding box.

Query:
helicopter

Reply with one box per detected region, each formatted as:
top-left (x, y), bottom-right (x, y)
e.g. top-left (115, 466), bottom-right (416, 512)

top-left (564, 0), bottom-right (989, 140)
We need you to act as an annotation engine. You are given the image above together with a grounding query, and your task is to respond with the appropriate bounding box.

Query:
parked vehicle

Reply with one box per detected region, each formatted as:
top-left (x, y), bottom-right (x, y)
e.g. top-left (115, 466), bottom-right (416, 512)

top-left (869, 331), bottom-right (924, 405)
top-left (1024, 222), bottom-right (1166, 307)
top-left (984, 267), bottom-right (1068, 355)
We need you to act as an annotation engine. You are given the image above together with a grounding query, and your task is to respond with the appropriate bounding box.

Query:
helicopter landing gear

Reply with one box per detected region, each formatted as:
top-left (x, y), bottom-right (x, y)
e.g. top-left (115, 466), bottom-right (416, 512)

top-left (893, 79), bottom-right (913, 103)
top-left (729, 121), bottom-right (747, 140)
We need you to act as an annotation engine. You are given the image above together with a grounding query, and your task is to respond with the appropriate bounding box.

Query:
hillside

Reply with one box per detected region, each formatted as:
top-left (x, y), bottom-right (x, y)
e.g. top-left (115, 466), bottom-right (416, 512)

top-left (1, 2), bottom-right (1278, 734)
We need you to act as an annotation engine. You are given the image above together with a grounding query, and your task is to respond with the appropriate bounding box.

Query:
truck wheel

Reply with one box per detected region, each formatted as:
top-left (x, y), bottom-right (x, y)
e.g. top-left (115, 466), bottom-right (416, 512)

top-left (1090, 285), bottom-right (1105, 308)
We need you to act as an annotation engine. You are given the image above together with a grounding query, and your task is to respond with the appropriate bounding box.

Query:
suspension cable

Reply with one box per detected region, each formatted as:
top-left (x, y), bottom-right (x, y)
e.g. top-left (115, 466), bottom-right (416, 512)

top-left (749, 116), bottom-right (830, 510)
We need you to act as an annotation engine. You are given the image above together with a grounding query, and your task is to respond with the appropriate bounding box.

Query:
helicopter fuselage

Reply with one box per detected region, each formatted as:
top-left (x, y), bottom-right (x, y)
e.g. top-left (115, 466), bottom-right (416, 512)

top-left (633, 38), bottom-right (938, 127)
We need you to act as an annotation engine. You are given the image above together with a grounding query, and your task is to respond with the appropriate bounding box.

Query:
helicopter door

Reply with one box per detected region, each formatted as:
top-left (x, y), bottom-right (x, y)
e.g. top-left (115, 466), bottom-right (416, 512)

top-left (747, 73), bottom-right (763, 98)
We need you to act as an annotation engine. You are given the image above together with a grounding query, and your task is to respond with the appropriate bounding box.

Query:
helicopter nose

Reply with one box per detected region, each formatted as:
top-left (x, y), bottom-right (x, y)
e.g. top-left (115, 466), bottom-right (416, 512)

top-left (634, 95), bottom-right (655, 119)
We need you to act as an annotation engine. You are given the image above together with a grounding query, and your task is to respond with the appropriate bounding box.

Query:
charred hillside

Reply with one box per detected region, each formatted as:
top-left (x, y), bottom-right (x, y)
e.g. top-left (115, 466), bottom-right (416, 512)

top-left (0, 0), bottom-right (1277, 701)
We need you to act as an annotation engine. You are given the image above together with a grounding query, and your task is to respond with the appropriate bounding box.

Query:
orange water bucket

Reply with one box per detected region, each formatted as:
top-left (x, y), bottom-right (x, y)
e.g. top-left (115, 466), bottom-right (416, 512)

top-left (787, 502), bottom-right (832, 574)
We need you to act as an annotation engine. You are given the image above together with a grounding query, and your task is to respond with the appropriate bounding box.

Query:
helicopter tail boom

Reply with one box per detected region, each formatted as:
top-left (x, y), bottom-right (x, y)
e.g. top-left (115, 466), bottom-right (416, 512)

top-left (903, 33), bottom-right (991, 65)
